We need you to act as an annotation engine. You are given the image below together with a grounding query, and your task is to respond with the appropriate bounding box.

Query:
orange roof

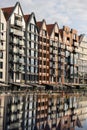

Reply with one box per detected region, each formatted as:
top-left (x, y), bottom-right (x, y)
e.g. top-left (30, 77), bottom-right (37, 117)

top-left (46, 24), bottom-right (55, 36)
top-left (37, 21), bottom-right (42, 30)
top-left (2, 6), bottom-right (14, 21)
top-left (24, 14), bottom-right (31, 23)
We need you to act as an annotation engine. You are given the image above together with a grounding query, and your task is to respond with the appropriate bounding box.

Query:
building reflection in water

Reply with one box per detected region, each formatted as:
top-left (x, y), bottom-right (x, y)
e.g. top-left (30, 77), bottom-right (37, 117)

top-left (0, 92), bottom-right (87, 130)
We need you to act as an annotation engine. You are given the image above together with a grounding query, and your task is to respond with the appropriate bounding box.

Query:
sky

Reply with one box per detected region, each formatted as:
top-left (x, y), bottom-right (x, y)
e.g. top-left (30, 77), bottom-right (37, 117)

top-left (1, 0), bottom-right (87, 35)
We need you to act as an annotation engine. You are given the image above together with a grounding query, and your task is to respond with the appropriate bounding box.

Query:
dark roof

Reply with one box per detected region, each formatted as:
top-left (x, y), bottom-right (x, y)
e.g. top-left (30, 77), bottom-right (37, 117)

top-left (59, 29), bottom-right (63, 38)
top-left (24, 14), bottom-right (31, 23)
top-left (37, 21), bottom-right (42, 30)
top-left (46, 24), bottom-right (55, 36)
top-left (2, 6), bottom-right (14, 21)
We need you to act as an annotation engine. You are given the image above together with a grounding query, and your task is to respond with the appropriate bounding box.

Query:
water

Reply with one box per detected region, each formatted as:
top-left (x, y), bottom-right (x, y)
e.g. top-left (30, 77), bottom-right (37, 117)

top-left (75, 119), bottom-right (87, 130)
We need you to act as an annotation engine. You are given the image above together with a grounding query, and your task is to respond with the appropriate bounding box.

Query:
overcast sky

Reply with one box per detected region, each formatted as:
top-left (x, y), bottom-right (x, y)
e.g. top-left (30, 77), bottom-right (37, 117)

top-left (1, 0), bottom-right (87, 34)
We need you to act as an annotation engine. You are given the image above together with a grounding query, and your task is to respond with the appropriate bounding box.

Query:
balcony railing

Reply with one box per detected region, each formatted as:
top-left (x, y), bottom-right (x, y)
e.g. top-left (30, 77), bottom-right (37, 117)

top-left (15, 20), bottom-right (22, 27)
top-left (61, 44), bottom-right (65, 49)
top-left (74, 42), bottom-right (79, 47)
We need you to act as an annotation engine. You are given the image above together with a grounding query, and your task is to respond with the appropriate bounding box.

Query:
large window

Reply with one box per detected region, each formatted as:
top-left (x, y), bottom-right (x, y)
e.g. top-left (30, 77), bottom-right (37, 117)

top-left (0, 72), bottom-right (3, 79)
top-left (0, 51), bottom-right (3, 58)
top-left (31, 42), bottom-right (34, 49)
top-left (30, 24), bottom-right (35, 32)
top-left (1, 23), bottom-right (4, 31)
top-left (0, 62), bottom-right (3, 69)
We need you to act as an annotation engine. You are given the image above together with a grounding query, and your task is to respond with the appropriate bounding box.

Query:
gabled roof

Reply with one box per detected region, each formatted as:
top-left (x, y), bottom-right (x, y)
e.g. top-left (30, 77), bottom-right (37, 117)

top-left (2, 6), bottom-right (14, 21)
top-left (59, 29), bottom-right (63, 38)
top-left (37, 21), bottom-right (43, 30)
top-left (46, 24), bottom-right (55, 36)
top-left (24, 14), bottom-right (31, 23)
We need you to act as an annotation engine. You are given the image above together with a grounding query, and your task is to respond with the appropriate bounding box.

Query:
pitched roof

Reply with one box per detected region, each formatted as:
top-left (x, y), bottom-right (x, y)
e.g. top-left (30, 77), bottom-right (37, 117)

top-left (2, 6), bottom-right (14, 21)
top-left (24, 14), bottom-right (31, 23)
top-left (37, 21), bottom-right (42, 30)
top-left (46, 24), bottom-right (55, 36)
top-left (59, 29), bottom-right (63, 38)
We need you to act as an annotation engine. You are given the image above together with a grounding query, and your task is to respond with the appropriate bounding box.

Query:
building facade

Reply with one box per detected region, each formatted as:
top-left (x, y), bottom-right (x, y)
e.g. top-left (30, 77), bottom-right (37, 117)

top-left (0, 2), bottom-right (86, 86)
top-left (60, 26), bottom-right (79, 84)
top-left (2, 2), bottom-right (26, 84)
top-left (47, 23), bottom-right (59, 84)
top-left (24, 13), bottom-right (39, 84)
top-left (0, 9), bottom-right (6, 83)
top-left (37, 20), bottom-right (49, 84)
top-left (78, 34), bottom-right (87, 84)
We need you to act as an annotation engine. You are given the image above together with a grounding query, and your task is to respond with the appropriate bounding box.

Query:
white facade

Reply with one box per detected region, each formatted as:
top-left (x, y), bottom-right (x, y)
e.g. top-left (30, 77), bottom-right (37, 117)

top-left (78, 35), bottom-right (87, 84)
top-left (0, 9), bottom-right (6, 82)
top-left (6, 2), bottom-right (26, 84)
top-left (25, 13), bottom-right (38, 83)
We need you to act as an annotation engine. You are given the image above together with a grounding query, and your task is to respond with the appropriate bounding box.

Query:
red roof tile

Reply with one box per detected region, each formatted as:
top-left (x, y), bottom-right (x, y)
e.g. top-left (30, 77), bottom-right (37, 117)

top-left (46, 24), bottom-right (55, 36)
top-left (2, 6), bottom-right (14, 21)
top-left (37, 21), bottom-right (42, 30)
top-left (24, 14), bottom-right (31, 23)
top-left (59, 29), bottom-right (63, 38)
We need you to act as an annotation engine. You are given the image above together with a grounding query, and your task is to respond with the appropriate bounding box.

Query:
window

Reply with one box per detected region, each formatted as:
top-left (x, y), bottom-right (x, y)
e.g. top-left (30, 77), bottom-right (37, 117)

top-left (0, 62), bottom-right (3, 69)
top-left (55, 33), bottom-right (59, 37)
top-left (31, 42), bottom-right (34, 49)
top-left (0, 72), bottom-right (3, 78)
top-left (43, 30), bottom-right (47, 36)
top-left (30, 24), bottom-right (34, 32)
top-left (1, 23), bottom-right (4, 30)
top-left (0, 51), bottom-right (3, 58)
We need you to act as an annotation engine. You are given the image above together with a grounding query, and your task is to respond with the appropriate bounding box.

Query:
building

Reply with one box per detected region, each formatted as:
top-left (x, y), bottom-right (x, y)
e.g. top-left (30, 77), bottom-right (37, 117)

top-left (78, 34), bottom-right (87, 84)
top-left (59, 26), bottom-right (79, 85)
top-left (24, 13), bottom-right (39, 84)
top-left (0, 8), bottom-right (6, 83)
top-left (47, 23), bottom-right (59, 84)
top-left (0, 1), bottom-right (86, 87)
top-left (37, 20), bottom-right (50, 84)
top-left (2, 2), bottom-right (26, 84)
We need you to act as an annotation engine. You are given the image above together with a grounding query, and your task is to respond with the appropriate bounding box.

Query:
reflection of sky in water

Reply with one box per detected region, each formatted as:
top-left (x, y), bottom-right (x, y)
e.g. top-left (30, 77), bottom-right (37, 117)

top-left (75, 119), bottom-right (87, 130)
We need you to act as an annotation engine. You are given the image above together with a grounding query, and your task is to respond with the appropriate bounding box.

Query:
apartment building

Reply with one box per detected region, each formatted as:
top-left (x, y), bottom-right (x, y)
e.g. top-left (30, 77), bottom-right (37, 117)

top-left (47, 23), bottom-right (59, 84)
top-left (0, 9), bottom-right (6, 83)
top-left (78, 34), bottom-right (87, 84)
top-left (2, 2), bottom-right (26, 84)
top-left (37, 20), bottom-right (49, 84)
top-left (24, 13), bottom-right (39, 84)
top-left (60, 26), bottom-right (79, 84)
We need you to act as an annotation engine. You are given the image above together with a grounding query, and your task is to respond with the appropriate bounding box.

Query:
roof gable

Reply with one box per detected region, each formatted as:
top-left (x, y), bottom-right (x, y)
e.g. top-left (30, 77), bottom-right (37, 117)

top-left (24, 14), bottom-right (31, 23)
top-left (2, 6), bottom-right (14, 21)
top-left (47, 24), bottom-right (55, 36)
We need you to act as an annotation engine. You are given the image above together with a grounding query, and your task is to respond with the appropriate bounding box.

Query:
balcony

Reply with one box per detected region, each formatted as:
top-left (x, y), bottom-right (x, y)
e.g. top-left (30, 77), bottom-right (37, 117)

top-left (10, 28), bottom-right (23, 37)
top-left (13, 48), bottom-right (19, 53)
top-left (61, 51), bottom-right (65, 56)
top-left (61, 44), bottom-right (65, 49)
top-left (61, 65), bottom-right (64, 69)
top-left (53, 50), bottom-right (58, 54)
top-left (0, 45), bottom-right (5, 50)
top-left (61, 58), bottom-right (64, 62)
top-left (20, 41), bottom-right (24, 46)
top-left (75, 48), bottom-right (79, 53)
top-left (67, 46), bottom-right (72, 51)
top-left (15, 20), bottom-right (22, 27)
top-left (74, 42), bottom-right (79, 47)
top-left (19, 50), bottom-right (24, 55)
top-left (0, 35), bottom-right (5, 41)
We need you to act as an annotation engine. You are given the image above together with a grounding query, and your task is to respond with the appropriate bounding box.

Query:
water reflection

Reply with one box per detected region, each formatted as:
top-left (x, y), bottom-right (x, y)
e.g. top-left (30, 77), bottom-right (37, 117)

top-left (46, 93), bottom-right (87, 130)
